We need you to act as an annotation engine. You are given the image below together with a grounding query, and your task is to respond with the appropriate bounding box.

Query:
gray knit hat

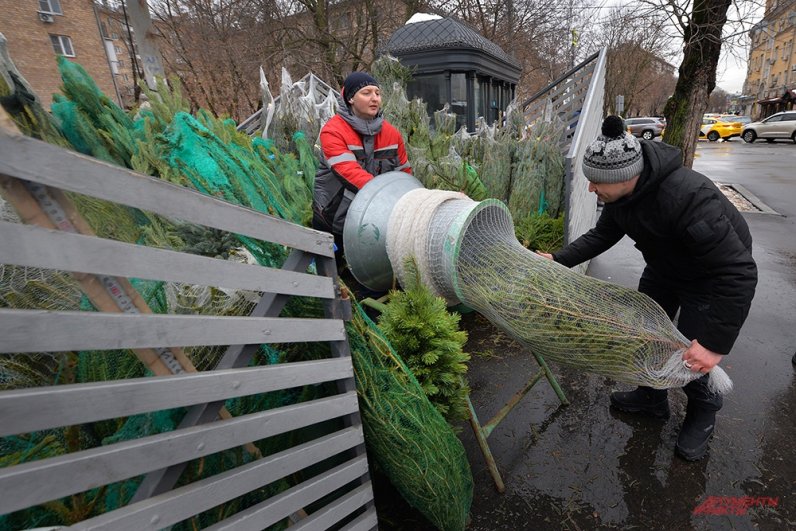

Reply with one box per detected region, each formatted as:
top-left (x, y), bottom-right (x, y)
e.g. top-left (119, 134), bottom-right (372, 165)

top-left (583, 116), bottom-right (644, 183)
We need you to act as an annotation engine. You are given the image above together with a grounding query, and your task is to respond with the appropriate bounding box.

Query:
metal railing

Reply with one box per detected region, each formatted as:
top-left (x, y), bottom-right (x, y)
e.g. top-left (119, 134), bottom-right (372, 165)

top-left (522, 49), bottom-right (607, 271)
top-left (0, 110), bottom-right (376, 530)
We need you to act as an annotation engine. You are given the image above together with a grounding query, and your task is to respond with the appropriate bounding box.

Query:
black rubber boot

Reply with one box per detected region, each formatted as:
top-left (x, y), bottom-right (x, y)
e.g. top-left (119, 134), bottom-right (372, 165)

top-left (676, 375), bottom-right (722, 461)
top-left (610, 386), bottom-right (670, 419)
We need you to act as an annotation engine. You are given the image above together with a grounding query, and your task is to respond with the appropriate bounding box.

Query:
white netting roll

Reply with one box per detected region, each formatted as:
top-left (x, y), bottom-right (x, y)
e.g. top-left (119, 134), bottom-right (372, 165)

top-left (386, 188), bottom-right (466, 301)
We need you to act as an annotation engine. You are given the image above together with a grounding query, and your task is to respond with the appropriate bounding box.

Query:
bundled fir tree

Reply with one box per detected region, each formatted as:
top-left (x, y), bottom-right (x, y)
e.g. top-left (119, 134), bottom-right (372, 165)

top-left (514, 211), bottom-right (565, 252)
top-left (377, 261), bottom-right (470, 422)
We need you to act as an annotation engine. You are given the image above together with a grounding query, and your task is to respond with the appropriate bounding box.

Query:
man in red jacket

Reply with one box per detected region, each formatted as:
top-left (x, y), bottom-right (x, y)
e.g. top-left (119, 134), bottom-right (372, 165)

top-left (312, 72), bottom-right (411, 262)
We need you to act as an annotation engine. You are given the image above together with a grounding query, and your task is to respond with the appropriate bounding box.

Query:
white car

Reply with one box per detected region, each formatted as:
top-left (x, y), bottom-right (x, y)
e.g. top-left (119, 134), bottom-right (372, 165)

top-left (741, 112), bottom-right (796, 143)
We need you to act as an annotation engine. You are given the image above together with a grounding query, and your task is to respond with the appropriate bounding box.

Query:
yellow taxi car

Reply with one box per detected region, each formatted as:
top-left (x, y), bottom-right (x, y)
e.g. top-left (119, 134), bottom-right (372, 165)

top-left (699, 116), bottom-right (742, 141)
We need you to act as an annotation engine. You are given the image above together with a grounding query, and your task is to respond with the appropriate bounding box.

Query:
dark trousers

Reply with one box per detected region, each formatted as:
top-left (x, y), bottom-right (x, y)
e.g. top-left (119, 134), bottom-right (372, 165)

top-left (638, 267), bottom-right (723, 411)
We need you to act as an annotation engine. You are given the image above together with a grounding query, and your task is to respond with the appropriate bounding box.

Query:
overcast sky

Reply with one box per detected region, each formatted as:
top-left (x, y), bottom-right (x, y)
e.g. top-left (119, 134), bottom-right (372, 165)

top-left (596, 1), bottom-right (765, 95)
top-left (716, 53), bottom-right (750, 94)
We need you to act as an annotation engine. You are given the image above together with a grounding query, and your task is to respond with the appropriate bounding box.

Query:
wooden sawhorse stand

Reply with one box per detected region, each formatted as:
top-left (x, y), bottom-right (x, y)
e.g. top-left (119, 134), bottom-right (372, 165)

top-left (361, 296), bottom-right (570, 493)
top-left (466, 350), bottom-right (569, 493)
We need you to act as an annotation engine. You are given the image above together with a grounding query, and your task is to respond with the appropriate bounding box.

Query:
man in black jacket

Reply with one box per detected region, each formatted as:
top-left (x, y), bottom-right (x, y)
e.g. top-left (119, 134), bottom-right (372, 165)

top-left (539, 116), bottom-right (757, 461)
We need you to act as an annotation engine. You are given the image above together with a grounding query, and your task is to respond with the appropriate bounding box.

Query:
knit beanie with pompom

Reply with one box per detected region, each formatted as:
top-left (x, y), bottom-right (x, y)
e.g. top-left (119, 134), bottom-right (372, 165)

top-left (583, 115), bottom-right (644, 183)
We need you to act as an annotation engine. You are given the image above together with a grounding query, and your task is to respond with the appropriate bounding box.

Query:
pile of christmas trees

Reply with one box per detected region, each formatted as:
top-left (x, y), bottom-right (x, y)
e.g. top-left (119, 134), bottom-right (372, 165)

top-left (373, 56), bottom-right (566, 244)
top-left (0, 55), bottom-right (472, 530)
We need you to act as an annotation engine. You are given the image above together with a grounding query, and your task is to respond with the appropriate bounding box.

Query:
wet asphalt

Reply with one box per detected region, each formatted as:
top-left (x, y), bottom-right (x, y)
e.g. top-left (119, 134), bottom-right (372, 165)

top-left (455, 138), bottom-right (796, 530)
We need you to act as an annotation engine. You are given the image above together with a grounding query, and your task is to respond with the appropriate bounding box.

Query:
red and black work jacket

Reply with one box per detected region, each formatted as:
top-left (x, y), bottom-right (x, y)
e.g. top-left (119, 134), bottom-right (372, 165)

top-left (313, 98), bottom-right (411, 235)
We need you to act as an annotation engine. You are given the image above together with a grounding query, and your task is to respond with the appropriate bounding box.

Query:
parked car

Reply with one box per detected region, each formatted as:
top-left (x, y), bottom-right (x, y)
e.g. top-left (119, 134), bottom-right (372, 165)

top-left (742, 112), bottom-right (796, 143)
top-left (624, 117), bottom-right (665, 140)
top-left (699, 117), bottom-right (742, 141)
top-left (720, 115), bottom-right (752, 126)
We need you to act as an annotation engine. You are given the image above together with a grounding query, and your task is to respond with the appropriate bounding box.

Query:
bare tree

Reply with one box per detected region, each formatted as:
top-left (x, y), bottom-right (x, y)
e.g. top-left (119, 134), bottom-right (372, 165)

top-left (270, 0), bottom-right (414, 89)
top-left (143, 0), bottom-right (605, 119)
top-left (585, 5), bottom-right (675, 117)
top-left (639, 0), bottom-right (763, 167)
top-left (707, 86), bottom-right (731, 112)
top-left (642, 71), bottom-right (678, 116)
top-left (150, 0), bottom-right (284, 118)
top-left (429, 0), bottom-right (595, 100)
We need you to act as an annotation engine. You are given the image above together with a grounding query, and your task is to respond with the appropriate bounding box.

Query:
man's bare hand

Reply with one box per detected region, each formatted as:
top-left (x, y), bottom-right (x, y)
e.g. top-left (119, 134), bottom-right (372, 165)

top-left (682, 339), bottom-right (723, 373)
top-left (536, 252), bottom-right (553, 260)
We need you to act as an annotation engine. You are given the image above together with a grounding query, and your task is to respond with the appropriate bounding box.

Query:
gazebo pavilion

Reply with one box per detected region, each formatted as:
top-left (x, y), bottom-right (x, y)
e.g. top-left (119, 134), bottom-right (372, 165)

top-left (382, 17), bottom-right (522, 132)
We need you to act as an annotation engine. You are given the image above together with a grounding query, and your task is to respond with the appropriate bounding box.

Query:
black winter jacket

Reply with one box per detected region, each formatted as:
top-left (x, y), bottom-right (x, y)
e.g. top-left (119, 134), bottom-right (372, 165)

top-left (553, 140), bottom-right (757, 354)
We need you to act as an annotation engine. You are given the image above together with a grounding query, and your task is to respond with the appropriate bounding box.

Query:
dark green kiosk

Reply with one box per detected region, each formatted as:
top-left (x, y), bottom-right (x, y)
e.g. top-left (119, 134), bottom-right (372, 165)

top-left (383, 16), bottom-right (522, 132)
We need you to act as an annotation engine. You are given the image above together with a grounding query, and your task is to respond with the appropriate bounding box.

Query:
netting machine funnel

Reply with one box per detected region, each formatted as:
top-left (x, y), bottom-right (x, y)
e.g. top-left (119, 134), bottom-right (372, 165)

top-left (343, 172), bottom-right (513, 307)
top-left (343, 171), bottom-right (423, 291)
top-left (424, 197), bottom-right (513, 306)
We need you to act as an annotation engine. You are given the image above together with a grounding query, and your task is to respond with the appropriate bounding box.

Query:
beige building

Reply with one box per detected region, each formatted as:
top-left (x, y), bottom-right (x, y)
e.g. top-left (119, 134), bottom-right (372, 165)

top-left (0, 0), bottom-right (121, 107)
top-left (743, 0), bottom-right (796, 118)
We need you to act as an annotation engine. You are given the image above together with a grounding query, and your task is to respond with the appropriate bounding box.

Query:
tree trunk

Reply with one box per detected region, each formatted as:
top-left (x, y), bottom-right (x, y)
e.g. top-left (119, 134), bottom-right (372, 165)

top-left (662, 0), bottom-right (730, 168)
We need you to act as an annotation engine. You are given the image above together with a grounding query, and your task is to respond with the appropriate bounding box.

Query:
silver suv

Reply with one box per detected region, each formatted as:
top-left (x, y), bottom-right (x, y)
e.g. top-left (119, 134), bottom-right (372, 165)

top-left (624, 117), bottom-right (665, 140)
top-left (741, 112), bottom-right (796, 143)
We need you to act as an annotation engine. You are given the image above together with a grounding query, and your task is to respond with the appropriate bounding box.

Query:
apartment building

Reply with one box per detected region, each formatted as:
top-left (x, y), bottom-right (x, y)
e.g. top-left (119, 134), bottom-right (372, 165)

top-left (743, 0), bottom-right (796, 118)
top-left (0, 0), bottom-right (121, 107)
top-left (95, 3), bottom-right (141, 108)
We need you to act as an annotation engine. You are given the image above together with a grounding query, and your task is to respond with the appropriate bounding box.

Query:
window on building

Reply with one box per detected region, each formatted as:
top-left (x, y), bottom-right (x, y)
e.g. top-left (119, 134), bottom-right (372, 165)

top-left (451, 73), bottom-right (467, 131)
top-left (407, 74), bottom-right (448, 121)
top-left (39, 0), bottom-right (62, 14)
top-left (49, 35), bottom-right (74, 57)
top-left (117, 59), bottom-right (124, 68)
top-left (115, 45), bottom-right (123, 54)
